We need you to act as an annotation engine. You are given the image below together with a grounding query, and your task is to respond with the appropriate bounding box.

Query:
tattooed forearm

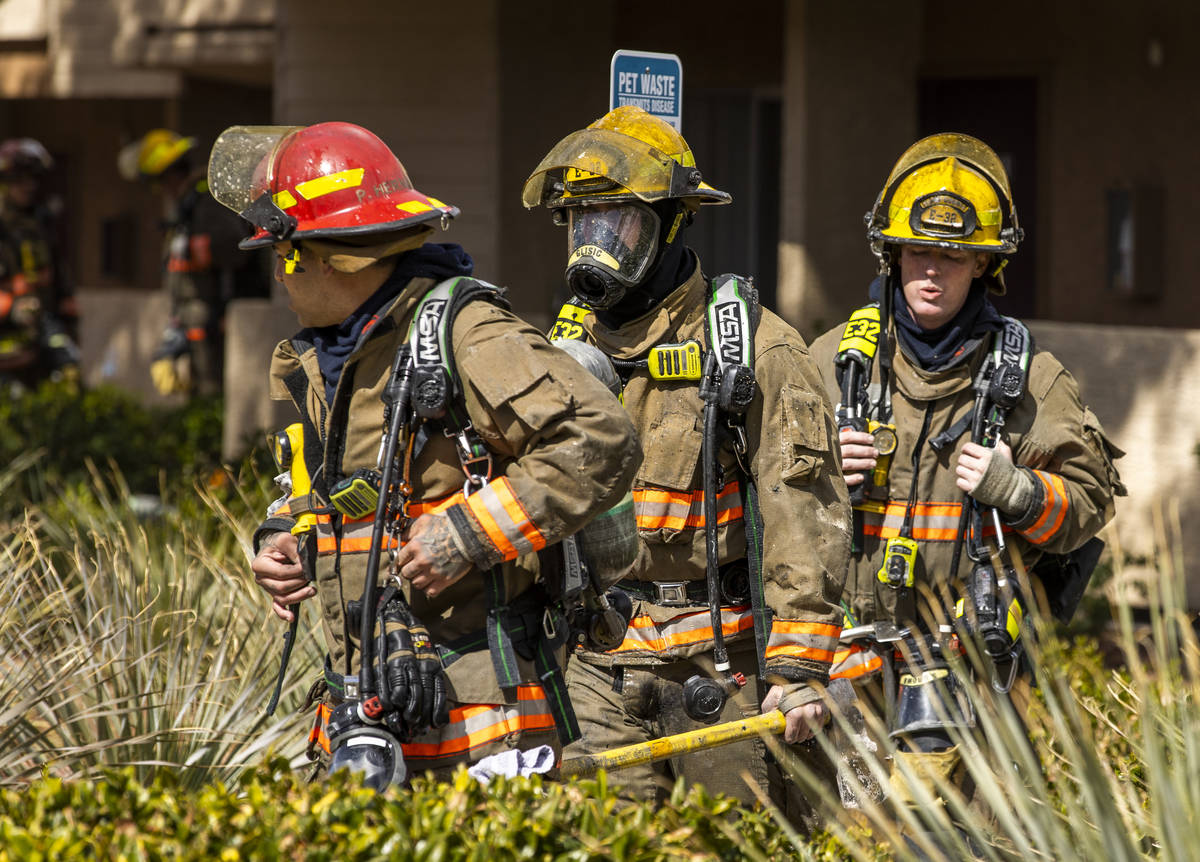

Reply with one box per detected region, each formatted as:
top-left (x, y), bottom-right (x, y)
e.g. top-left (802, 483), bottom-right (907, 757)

top-left (417, 516), bottom-right (472, 576)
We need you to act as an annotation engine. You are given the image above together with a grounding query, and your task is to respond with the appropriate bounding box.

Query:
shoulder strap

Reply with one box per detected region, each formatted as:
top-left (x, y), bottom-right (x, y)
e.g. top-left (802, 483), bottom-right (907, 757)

top-left (705, 273), bottom-right (758, 373)
top-left (406, 276), bottom-right (509, 430)
top-left (978, 316), bottom-right (1034, 442)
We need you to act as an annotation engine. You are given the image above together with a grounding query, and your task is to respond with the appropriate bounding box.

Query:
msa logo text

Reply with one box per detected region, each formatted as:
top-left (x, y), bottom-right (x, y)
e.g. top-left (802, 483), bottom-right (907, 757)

top-left (998, 324), bottom-right (1026, 369)
top-left (417, 299), bottom-right (448, 363)
top-left (714, 301), bottom-right (745, 365)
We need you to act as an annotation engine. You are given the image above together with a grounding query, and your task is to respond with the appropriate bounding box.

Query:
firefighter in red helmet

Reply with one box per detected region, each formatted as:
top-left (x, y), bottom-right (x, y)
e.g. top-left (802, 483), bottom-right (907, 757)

top-left (212, 121), bottom-right (639, 788)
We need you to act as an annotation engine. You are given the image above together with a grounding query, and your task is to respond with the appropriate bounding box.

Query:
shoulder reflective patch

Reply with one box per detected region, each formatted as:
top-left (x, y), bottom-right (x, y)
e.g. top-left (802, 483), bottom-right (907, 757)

top-left (295, 168), bottom-right (365, 201)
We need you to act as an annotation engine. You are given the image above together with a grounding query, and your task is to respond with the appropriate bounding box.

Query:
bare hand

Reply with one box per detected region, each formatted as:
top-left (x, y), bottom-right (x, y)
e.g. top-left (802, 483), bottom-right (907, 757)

top-left (396, 513), bottom-right (473, 598)
top-left (761, 684), bottom-right (829, 744)
top-left (839, 427), bottom-right (878, 488)
top-left (252, 530), bottom-right (314, 622)
top-left (956, 440), bottom-right (1012, 496)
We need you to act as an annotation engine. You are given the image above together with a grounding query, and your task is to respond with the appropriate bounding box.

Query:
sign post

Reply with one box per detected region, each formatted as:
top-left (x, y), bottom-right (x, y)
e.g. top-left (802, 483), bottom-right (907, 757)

top-left (610, 50), bottom-right (683, 130)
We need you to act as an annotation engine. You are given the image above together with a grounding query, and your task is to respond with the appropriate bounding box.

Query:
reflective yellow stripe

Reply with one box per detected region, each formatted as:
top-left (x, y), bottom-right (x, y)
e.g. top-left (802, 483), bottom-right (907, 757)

top-left (396, 200), bottom-right (434, 214)
top-left (295, 168), bottom-right (365, 201)
top-left (273, 189), bottom-right (298, 210)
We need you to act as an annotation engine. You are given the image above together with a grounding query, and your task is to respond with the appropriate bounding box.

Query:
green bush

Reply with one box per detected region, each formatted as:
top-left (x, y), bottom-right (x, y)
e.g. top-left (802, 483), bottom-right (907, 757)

top-left (0, 760), bottom-right (802, 861)
top-left (0, 380), bottom-right (227, 513)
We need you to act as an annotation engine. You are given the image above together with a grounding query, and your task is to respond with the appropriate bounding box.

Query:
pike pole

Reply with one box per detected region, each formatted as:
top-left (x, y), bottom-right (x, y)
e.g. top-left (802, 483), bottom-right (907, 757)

top-left (558, 710), bottom-right (787, 778)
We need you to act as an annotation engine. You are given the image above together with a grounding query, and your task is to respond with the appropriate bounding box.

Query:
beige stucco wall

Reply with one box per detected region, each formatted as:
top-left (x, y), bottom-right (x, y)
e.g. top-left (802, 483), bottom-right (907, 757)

top-left (274, 1), bottom-right (500, 284)
top-left (1028, 321), bottom-right (1200, 606)
top-left (779, 0), bottom-right (1200, 339)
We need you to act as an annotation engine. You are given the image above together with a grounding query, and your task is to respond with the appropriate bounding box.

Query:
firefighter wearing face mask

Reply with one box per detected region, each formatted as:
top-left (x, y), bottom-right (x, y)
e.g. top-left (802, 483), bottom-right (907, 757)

top-left (0, 138), bottom-right (79, 388)
top-left (119, 129), bottom-right (267, 397)
top-left (524, 106), bottom-right (851, 821)
top-left (809, 134), bottom-right (1125, 813)
top-left (212, 121), bottom-right (639, 787)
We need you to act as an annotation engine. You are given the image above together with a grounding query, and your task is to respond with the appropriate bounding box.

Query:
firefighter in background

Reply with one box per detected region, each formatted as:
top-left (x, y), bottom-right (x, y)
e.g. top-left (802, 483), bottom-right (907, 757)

top-left (119, 128), bottom-right (267, 397)
top-left (215, 121), bottom-right (640, 784)
top-left (523, 106), bottom-right (851, 823)
top-left (0, 137), bottom-right (80, 389)
top-left (809, 134), bottom-right (1124, 814)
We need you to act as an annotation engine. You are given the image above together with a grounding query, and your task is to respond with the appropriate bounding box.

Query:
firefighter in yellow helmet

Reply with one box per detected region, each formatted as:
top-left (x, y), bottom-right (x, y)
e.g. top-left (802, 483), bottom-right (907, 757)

top-left (119, 128), bottom-right (268, 397)
top-left (525, 106), bottom-right (851, 824)
top-left (809, 134), bottom-right (1125, 820)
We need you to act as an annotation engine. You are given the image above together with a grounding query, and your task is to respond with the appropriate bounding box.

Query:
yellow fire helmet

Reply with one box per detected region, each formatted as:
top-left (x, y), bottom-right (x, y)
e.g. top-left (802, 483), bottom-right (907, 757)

top-left (522, 105), bottom-right (731, 211)
top-left (866, 133), bottom-right (1023, 255)
top-left (117, 129), bottom-right (196, 182)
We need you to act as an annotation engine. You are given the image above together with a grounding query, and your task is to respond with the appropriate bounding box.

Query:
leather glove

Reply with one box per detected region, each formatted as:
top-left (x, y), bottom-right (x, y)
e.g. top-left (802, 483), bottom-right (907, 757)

top-left (379, 595), bottom-right (449, 736)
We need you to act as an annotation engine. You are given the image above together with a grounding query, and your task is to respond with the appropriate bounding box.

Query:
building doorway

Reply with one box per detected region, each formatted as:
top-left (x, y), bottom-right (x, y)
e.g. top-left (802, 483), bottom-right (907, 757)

top-left (918, 77), bottom-right (1038, 319)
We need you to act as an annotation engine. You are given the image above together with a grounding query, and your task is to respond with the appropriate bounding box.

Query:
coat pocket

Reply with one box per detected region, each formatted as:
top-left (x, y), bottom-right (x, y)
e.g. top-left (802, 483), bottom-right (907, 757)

top-left (780, 384), bottom-right (829, 486)
top-left (636, 410), bottom-right (704, 544)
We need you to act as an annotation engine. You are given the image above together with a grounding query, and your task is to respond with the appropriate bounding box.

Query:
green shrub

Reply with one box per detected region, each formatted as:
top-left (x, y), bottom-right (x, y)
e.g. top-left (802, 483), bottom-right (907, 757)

top-left (0, 380), bottom-right (227, 513)
top-left (0, 760), bottom-right (802, 861)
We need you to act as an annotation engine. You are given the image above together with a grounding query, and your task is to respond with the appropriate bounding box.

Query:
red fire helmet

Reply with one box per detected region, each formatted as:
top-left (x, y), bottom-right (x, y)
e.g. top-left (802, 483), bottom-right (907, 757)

top-left (208, 121), bottom-right (459, 249)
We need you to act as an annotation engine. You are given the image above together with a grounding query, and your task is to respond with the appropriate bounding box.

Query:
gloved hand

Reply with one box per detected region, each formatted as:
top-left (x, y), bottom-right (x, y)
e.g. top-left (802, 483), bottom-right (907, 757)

top-left (379, 595), bottom-right (449, 737)
top-left (956, 440), bottom-right (1035, 517)
top-left (150, 324), bottom-right (193, 395)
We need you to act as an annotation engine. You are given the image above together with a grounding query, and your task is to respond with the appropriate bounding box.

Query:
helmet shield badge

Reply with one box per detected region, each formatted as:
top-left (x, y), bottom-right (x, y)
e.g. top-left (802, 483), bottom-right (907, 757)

top-left (565, 202), bottom-right (660, 308)
top-left (909, 191), bottom-right (978, 240)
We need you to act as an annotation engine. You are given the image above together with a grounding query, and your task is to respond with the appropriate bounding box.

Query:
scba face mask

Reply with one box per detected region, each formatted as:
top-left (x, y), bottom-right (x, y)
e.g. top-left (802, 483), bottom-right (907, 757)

top-left (565, 202), bottom-right (660, 309)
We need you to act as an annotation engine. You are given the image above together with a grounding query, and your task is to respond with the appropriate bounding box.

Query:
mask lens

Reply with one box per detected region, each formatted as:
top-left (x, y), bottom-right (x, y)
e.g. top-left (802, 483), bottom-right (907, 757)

top-left (566, 203), bottom-right (660, 288)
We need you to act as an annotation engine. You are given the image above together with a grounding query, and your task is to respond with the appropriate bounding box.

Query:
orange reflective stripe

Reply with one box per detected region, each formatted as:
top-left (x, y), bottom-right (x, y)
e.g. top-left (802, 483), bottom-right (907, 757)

top-left (1023, 470), bottom-right (1069, 545)
top-left (633, 480), bottom-right (743, 531)
top-left (309, 702), bottom-right (332, 755)
top-left (401, 684), bottom-right (555, 759)
top-left (860, 500), bottom-right (1013, 542)
top-left (464, 478), bottom-right (546, 561)
top-left (765, 620), bottom-right (840, 665)
top-left (611, 608), bottom-right (754, 654)
top-left (769, 620), bottom-right (841, 639)
top-left (312, 491), bottom-right (463, 555)
top-left (830, 644), bottom-right (884, 680)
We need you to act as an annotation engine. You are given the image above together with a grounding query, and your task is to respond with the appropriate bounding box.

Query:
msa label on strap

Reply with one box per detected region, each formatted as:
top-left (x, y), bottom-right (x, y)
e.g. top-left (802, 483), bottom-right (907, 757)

top-left (706, 274), bottom-right (755, 371)
top-left (406, 276), bottom-right (505, 420)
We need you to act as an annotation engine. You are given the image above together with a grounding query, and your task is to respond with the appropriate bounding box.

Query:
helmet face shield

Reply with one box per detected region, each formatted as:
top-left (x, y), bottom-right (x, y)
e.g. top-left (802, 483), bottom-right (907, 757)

top-left (567, 202), bottom-right (660, 288)
top-left (208, 125), bottom-right (304, 218)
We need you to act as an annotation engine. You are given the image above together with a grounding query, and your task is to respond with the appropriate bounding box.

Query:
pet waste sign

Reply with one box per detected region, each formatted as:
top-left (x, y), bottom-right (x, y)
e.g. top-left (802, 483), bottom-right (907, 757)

top-left (610, 50), bottom-right (683, 130)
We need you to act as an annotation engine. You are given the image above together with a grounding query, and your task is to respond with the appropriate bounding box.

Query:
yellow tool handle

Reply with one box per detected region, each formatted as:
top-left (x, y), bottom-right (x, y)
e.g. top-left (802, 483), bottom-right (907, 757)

top-left (558, 710), bottom-right (786, 779)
